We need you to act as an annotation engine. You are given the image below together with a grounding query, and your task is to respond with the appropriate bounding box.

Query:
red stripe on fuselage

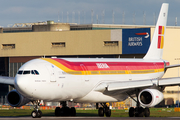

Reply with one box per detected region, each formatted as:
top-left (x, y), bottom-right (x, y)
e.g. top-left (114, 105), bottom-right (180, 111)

top-left (51, 58), bottom-right (164, 71)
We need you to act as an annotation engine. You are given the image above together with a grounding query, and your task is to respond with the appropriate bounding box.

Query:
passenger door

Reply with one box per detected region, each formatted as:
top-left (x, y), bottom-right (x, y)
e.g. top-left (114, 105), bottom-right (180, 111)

top-left (46, 64), bottom-right (56, 82)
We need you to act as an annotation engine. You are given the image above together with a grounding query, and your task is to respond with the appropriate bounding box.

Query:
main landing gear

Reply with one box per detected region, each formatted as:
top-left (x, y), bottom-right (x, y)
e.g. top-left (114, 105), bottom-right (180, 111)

top-left (97, 103), bottom-right (111, 117)
top-left (128, 90), bottom-right (150, 117)
top-left (31, 100), bottom-right (42, 118)
top-left (129, 106), bottom-right (150, 117)
top-left (55, 101), bottom-right (76, 116)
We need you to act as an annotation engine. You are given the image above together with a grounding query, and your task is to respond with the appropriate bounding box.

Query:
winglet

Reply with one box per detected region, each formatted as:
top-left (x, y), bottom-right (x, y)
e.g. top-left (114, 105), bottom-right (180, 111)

top-left (143, 3), bottom-right (169, 59)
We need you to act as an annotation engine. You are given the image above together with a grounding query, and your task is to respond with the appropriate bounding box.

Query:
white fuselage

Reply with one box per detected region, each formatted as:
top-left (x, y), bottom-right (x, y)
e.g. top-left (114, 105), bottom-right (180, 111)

top-left (14, 58), bottom-right (167, 103)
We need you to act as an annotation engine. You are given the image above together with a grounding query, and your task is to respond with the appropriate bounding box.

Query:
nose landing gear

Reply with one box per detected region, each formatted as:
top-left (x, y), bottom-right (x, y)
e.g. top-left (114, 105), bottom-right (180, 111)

top-left (31, 110), bottom-right (42, 118)
top-left (31, 100), bottom-right (42, 118)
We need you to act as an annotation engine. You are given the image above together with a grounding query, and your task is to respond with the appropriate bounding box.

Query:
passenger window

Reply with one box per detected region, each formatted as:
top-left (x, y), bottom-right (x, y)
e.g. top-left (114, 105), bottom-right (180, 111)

top-left (34, 70), bottom-right (39, 75)
top-left (17, 71), bottom-right (23, 75)
top-left (23, 71), bottom-right (30, 74)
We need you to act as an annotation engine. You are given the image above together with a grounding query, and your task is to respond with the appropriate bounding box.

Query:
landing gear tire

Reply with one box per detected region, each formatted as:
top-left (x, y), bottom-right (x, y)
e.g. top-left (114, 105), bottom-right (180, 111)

top-left (55, 107), bottom-right (76, 116)
top-left (70, 107), bottom-right (76, 116)
top-left (98, 103), bottom-right (111, 117)
top-left (55, 101), bottom-right (76, 117)
top-left (55, 107), bottom-right (61, 116)
top-left (37, 110), bottom-right (42, 118)
top-left (129, 107), bottom-right (135, 117)
top-left (135, 107), bottom-right (144, 117)
top-left (144, 107), bottom-right (150, 117)
top-left (98, 107), bottom-right (104, 117)
top-left (62, 107), bottom-right (70, 116)
top-left (31, 110), bottom-right (37, 118)
top-left (105, 107), bottom-right (111, 117)
top-left (31, 100), bottom-right (42, 118)
top-left (31, 110), bottom-right (42, 118)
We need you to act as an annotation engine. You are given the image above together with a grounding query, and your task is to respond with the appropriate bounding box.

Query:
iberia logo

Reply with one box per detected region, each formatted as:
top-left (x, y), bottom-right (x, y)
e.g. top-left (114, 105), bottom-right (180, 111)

top-left (157, 26), bottom-right (164, 49)
top-left (135, 32), bottom-right (149, 38)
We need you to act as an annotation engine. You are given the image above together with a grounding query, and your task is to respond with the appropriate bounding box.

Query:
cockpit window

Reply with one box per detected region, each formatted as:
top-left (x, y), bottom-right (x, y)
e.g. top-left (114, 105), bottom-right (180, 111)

top-left (34, 70), bottom-right (39, 75)
top-left (23, 71), bottom-right (30, 74)
top-left (17, 70), bottom-right (39, 75)
top-left (17, 71), bottom-right (23, 74)
top-left (31, 70), bottom-right (35, 75)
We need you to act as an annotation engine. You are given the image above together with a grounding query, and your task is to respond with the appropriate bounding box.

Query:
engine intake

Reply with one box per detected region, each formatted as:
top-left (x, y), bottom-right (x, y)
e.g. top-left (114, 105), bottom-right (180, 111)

top-left (138, 89), bottom-right (164, 107)
top-left (7, 89), bottom-right (30, 107)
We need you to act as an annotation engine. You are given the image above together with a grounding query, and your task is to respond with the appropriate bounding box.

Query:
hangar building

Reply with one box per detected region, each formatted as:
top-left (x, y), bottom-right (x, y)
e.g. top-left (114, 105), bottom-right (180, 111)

top-left (0, 21), bottom-right (179, 105)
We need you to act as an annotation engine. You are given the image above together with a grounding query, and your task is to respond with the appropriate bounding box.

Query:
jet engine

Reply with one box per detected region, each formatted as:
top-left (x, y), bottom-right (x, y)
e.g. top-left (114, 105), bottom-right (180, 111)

top-left (7, 89), bottom-right (30, 107)
top-left (138, 89), bottom-right (164, 107)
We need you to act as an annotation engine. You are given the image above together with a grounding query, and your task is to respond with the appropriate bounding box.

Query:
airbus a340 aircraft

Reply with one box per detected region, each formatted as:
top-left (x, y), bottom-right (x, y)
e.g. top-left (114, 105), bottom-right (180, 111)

top-left (0, 3), bottom-right (180, 118)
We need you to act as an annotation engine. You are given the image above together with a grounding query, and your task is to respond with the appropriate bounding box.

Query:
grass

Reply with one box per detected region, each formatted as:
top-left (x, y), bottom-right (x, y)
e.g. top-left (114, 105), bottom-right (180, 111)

top-left (0, 108), bottom-right (179, 117)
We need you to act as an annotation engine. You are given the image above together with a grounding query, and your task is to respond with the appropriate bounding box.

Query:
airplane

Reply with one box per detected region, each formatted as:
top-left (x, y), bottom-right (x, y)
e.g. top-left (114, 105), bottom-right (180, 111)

top-left (1, 3), bottom-right (179, 118)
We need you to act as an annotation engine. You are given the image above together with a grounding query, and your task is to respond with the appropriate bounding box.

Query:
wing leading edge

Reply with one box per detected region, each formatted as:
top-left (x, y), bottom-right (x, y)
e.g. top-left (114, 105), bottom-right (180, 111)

top-left (0, 76), bottom-right (14, 86)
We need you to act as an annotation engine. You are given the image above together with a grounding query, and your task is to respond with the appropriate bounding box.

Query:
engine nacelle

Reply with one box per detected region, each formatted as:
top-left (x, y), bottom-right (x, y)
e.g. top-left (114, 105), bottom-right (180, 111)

top-left (7, 89), bottom-right (30, 107)
top-left (138, 89), bottom-right (164, 107)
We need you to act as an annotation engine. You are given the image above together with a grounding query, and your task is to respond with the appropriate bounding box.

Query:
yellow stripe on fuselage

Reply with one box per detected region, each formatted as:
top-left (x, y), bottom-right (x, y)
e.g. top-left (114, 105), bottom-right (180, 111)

top-left (41, 58), bottom-right (76, 72)
top-left (41, 58), bottom-right (164, 75)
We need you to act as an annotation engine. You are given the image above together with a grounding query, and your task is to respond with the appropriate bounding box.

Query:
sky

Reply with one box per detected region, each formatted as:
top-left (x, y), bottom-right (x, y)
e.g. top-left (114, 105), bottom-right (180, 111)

top-left (0, 0), bottom-right (179, 27)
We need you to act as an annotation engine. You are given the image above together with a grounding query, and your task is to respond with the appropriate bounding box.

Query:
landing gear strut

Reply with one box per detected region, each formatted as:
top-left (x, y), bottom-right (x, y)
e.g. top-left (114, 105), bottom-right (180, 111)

top-left (55, 101), bottom-right (76, 116)
top-left (128, 90), bottom-right (150, 117)
top-left (97, 103), bottom-right (111, 117)
top-left (31, 100), bottom-right (42, 118)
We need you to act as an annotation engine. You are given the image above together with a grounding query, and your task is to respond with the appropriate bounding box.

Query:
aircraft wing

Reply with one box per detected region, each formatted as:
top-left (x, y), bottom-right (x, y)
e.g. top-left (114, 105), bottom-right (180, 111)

top-left (0, 76), bottom-right (14, 86)
top-left (159, 77), bottom-right (180, 86)
top-left (95, 77), bottom-right (180, 96)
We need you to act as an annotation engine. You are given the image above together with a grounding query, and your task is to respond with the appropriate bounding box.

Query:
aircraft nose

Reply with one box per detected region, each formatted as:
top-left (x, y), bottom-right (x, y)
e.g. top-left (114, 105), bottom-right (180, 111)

top-left (14, 76), bottom-right (30, 97)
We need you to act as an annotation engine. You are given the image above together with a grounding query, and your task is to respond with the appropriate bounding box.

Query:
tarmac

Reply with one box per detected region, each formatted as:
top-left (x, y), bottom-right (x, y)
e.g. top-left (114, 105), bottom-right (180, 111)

top-left (0, 117), bottom-right (180, 120)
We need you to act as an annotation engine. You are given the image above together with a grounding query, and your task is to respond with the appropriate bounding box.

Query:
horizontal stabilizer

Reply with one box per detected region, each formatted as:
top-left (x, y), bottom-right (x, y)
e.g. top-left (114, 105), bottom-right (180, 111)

top-left (165, 64), bottom-right (180, 69)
